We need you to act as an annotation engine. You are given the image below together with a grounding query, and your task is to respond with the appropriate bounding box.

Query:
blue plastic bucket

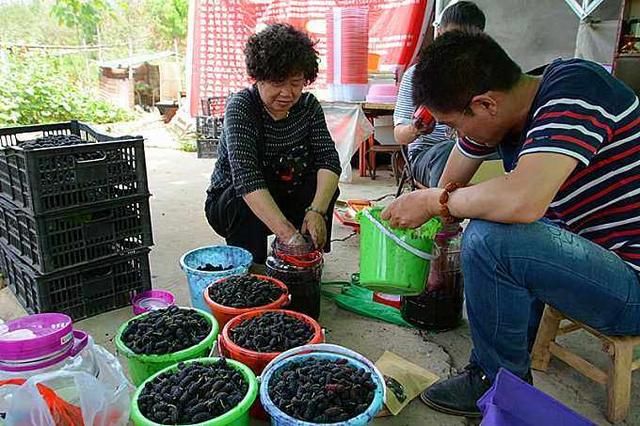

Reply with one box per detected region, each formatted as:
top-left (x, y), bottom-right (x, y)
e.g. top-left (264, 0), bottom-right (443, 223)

top-left (260, 344), bottom-right (386, 425)
top-left (179, 245), bottom-right (253, 311)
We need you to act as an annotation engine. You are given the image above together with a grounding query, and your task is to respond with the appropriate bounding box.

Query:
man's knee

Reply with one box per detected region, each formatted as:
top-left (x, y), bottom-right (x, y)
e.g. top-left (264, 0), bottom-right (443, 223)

top-left (461, 220), bottom-right (511, 264)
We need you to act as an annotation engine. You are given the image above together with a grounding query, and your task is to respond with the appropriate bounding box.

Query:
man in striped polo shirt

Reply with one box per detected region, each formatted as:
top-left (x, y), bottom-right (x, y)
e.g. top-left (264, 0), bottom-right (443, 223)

top-left (382, 31), bottom-right (640, 417)
top-left (394, 1), bottom-right (486, 187)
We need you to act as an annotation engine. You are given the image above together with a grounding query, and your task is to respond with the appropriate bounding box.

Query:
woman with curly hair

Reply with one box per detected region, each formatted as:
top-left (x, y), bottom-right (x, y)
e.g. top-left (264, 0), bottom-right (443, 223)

top-left (205, 23), bottom-right (341, 264)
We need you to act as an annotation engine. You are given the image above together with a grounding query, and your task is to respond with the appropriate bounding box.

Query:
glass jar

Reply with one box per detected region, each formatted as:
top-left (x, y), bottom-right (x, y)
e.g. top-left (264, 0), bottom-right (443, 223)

top-left (266, 241), bottom-right (324, 319)
top-left (0, 315), bottom-right (98, 415)
top-left (401, 224), bottom-right (464, 331)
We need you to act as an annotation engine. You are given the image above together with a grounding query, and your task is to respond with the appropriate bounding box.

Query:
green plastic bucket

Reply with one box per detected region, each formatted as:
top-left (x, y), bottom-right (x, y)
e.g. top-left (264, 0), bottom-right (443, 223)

top-left (115, 307), bottom-right (219, 386)
top-left (358, 207), bottom-right (441, 296)
top-left (130, 357), bottom-right (258, 426)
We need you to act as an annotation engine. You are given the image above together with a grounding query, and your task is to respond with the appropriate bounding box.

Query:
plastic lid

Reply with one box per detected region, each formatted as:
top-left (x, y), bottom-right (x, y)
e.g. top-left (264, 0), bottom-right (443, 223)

top-left (132, 290), bottom-right (176, 315)
top-left (0, 313), bottom-right (73, 362)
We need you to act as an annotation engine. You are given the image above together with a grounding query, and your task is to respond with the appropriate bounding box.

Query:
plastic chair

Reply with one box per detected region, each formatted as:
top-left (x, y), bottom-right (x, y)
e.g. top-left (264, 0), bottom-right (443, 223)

top-left (396, 145), bottom-right (416, 197)
top-left (365, 143), bottom-right (403, 182)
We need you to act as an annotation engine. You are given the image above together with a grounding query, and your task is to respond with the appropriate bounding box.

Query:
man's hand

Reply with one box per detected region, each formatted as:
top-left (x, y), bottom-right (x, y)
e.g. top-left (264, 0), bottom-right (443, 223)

top-left (301, 211), bottom-right (327, 248)
top-left (381, 189), bottom-right (441, 228)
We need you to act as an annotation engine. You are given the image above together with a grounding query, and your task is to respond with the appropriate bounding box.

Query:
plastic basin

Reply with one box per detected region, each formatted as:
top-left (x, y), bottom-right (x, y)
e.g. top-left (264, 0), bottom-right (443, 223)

top-left (203, 274), bottom-right (290, 328)
top-left (115, 308), bottom-right (219, 386)
top-left (219, 309), bottom-right (324, 374)
top-left (179, 245), bottom-right (253, 312)
top-left (130, 357), bottom-right (258, 426)
top-left (260, 344), bottom-right (386, 425)
top-left (219, 309), bottom-right (323, 419)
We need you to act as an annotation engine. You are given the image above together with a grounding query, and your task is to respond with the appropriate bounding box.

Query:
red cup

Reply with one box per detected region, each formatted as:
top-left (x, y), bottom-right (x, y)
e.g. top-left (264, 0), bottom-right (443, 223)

top-left (413, 105), bottom-right (435, 130)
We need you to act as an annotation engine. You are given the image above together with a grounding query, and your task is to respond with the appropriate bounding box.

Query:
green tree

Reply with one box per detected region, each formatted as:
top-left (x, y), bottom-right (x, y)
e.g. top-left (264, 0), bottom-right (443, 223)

top-left (147, 0), bottom-right (188, 48)
top-left (51, 0), bottom-right (112, 45)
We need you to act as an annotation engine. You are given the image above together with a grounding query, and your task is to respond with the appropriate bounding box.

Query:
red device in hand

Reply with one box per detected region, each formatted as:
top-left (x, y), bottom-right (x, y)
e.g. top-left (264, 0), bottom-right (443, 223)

top-left (413, 105), bottom-right (436, 134)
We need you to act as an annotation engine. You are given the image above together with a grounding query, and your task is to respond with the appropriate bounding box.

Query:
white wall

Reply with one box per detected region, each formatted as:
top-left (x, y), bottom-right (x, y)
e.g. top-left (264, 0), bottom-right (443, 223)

top-left (441, 0), bottom-right (622, 71)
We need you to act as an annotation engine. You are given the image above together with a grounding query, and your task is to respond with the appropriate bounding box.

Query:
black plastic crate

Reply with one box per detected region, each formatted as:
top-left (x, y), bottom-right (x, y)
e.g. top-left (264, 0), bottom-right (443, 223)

top-left (0, 244), bottom-right (152, 321)
top-left (197, 138), bottom-right (219, 159)
top-left (0, 195), bottom-right (153, 273)
top-left (0, 121), bottom-right (149, 215)
top-left (196, 116), bottom-right (223, 140)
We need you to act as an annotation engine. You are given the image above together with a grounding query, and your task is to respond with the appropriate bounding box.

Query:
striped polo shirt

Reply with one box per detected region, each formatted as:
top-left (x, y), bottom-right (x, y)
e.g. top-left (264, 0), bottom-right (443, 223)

top-left (457, 59), bottom-right (640, 272)
top-left (394, 65), bottom-right (455, 159)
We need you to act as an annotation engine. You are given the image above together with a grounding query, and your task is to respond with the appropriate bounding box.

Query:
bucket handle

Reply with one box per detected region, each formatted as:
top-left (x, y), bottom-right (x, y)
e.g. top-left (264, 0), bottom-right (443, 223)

top-left (260, 343), bottom-right (387, 402)
top-left (363, 209), bottom-right (439, 261)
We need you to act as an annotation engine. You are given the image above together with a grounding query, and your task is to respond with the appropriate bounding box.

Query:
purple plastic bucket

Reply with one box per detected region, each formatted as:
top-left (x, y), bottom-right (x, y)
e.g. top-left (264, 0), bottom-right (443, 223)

top-left (131, 290), bottom-right (176, 315)
top-left (478, 369), bottom-right (595, 426)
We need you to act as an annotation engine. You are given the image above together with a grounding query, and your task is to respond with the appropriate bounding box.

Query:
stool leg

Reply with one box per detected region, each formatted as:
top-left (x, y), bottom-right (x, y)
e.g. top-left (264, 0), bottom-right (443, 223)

top-left (531, 306), bottom-right (562, 371)
top-left (606, 341), bottom-right (633, 423)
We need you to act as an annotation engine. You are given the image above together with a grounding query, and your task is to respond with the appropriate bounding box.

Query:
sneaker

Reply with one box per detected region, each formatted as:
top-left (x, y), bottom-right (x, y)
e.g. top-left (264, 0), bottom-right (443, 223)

top-left (420, 364), bottom-right (491, 417)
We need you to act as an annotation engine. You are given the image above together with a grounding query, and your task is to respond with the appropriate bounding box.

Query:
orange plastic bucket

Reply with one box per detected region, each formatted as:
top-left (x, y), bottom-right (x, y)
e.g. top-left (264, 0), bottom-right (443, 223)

top-left (203, 275), bottom-right (289, 328)
top-left (218, 309), bottom-right (324, 420)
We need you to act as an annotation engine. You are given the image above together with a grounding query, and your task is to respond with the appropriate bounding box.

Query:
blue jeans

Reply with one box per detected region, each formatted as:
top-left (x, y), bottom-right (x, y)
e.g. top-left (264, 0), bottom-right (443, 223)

top-left (463, 219), bottom-right (640, 381)
top-left (409, 140), bottom-right (455, 188)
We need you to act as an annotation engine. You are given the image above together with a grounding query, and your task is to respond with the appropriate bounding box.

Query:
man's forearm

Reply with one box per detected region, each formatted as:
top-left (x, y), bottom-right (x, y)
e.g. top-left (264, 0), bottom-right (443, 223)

top-left (437, 145), bottom-right (482, 188)
top-left (446, 154), bottom-right (577, 223)
top-left (243, 189), bottom-right (296, 238)
top-left (445, 174), bottom-right (539, 223)
top-left (311, 169), bottom-right (339, 213)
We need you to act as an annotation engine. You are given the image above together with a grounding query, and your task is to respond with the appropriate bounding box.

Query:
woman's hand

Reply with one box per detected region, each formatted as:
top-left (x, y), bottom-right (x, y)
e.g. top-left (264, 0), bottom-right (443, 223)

top-left (277, 222), bottom-right (302, 245)
top-left (301, 211), bottom-right (327, 249)
top-left (381, 189), bottom-right (442, 228)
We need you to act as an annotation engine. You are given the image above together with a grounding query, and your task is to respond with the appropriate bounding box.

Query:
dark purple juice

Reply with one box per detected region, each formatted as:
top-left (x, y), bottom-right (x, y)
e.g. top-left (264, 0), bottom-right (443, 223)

top-left (401, 226), bottom-right (464, 331)
top-left (400, 272), bottom-right (463, 331)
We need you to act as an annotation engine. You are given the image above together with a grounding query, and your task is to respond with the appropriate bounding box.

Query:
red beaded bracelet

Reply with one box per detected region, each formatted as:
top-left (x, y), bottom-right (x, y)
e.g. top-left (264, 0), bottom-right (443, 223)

top-left (439, 182), bottom-right (464, 224)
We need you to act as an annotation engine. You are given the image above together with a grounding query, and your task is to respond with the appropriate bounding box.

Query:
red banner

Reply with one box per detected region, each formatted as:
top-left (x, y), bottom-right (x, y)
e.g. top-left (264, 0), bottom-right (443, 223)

top-left (187, 0), bottom-right (431, 116)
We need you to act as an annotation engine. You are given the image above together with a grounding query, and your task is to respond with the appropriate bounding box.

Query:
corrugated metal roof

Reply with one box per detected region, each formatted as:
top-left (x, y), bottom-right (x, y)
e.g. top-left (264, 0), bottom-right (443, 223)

top-left (98, 51), bottom-right (175, 69)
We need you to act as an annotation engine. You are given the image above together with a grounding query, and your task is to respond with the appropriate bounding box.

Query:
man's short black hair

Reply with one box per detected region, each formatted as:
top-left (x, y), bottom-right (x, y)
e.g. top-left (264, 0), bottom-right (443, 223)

top-left (440, 1), bottom-right (486, 31)
top-left (245, 23), bottom-right (319, 84)
top-left (412, 31), bottom-right (522, 113)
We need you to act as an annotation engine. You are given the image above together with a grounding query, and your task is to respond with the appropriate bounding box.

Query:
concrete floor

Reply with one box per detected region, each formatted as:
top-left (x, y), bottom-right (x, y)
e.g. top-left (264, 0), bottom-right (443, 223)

top-left (1, 146), bottom-right (638, 425)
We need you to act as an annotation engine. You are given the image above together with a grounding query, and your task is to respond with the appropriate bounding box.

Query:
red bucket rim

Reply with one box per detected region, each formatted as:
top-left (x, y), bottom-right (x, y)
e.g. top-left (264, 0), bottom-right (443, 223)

top-left (203, 274), bottom-right (289, 314)
top-left (221, 309), bottom-right (323, 358)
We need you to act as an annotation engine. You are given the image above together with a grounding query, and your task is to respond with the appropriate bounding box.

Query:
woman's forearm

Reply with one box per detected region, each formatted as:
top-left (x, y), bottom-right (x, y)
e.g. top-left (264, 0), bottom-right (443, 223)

top-left (394, 123), bottom-right (420, 145)
top-left (243, 189), bottom-right (296, 239)
top-left (311, 169), bottom-right (339, 213)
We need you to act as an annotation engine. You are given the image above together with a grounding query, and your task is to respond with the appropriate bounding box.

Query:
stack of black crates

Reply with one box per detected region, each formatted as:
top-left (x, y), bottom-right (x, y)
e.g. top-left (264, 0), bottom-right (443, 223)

top-left (0, 121), bottom-right (153, 320)
top-left (196, 96), bottom-right (226, 159)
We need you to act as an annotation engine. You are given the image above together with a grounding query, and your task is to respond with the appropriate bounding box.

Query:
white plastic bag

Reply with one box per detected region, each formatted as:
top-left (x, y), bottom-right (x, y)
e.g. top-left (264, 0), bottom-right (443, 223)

top-left (2, 341), bottom-right (133, 426)
top-left (320, 101), bottom-right (374, 183)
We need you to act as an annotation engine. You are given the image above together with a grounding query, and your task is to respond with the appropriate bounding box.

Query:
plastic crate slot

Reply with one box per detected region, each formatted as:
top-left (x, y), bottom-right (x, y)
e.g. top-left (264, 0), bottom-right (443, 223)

top-left (0, 244), bottom-right (151, 320)
top-left (0, 121), bottom-right (147, 214)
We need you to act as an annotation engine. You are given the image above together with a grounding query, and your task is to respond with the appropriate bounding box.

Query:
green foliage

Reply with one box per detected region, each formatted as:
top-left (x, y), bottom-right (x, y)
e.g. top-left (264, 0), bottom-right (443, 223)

top-left (146, 0), bottom-right (188, 44)
top-left (0, 2), bottom-right (76, 45)
top-left (0, 53), bottom-right (133, 126)
top-left (51, 0), bottom-right (113, 44)
top-left (178, 134), bottom-right (197, 152)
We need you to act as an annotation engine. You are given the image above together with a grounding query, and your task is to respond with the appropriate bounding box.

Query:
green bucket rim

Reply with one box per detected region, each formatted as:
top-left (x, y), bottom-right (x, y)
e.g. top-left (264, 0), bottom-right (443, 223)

top-left (130, 357), bottom-right (258, 425)
top-left (115, 307), bottom-right (219, 362)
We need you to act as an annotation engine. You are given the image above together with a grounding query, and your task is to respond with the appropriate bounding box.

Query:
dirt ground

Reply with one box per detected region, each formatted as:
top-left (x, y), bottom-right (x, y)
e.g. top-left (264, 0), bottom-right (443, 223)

top-left (1, 117), bottom-right (637, 425)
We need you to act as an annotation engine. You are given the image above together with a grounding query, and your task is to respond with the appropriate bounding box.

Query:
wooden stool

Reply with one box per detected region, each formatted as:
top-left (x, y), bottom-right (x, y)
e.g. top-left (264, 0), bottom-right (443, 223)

top-left (531, 305), bottom-right (640, 423)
